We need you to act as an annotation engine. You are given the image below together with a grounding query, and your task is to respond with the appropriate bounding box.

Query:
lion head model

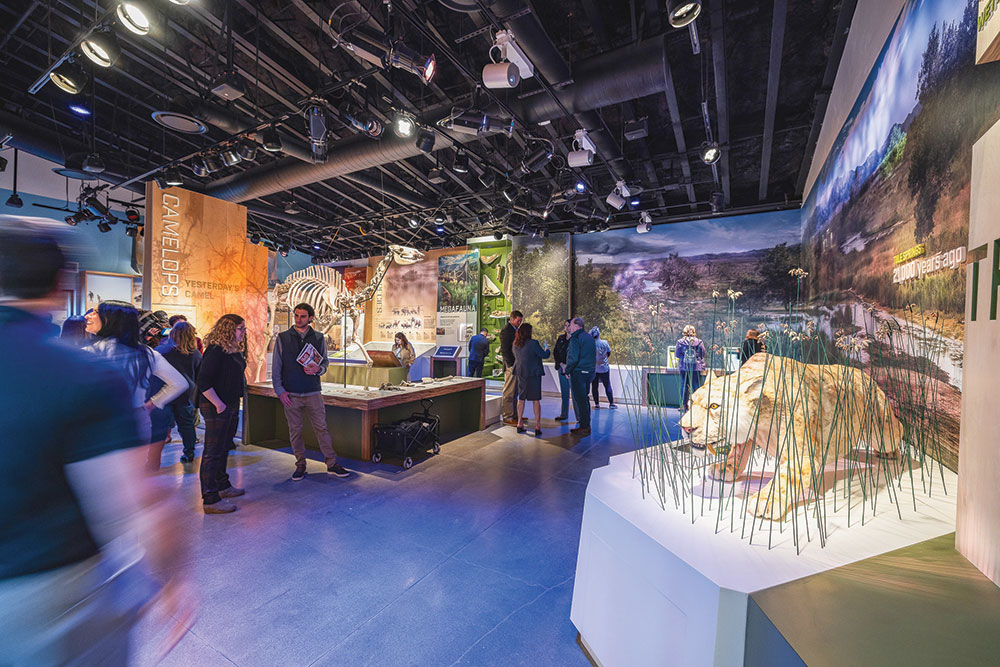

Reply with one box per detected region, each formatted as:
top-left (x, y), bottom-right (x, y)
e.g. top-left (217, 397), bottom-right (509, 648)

top-left (681, 367), bottom-right (766, 455)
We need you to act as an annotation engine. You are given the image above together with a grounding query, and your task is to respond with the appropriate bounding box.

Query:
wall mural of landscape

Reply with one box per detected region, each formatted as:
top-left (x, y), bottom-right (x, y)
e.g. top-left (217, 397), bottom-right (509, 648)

top-left (801, 0), bottom-right (1000, 469)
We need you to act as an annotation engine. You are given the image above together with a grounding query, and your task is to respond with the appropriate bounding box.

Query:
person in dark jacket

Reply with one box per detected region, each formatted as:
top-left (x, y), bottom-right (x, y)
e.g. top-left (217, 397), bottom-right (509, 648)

top-left (590, 326), bottom-right (617, 409)
top-left (739, 328), bottom-right (765, 366)
top-left (676, 325), bottom-right (707, 411)
top-left (565, 316), bottom-right (597, 435)
top-left (498, 310), bottom-right (523, 424)
top-left (552, 319), bottom-right (574, 421)
top-left (197, 314), bottom-right (248, 514)
top-left (467, 327), bottom-right (490, 377)
top-left (512, 323), bottom-right (550, 436)
top-left (273, 303), bottom-right (348, 482)
top-left (147, 321), bottom-right (201, 468)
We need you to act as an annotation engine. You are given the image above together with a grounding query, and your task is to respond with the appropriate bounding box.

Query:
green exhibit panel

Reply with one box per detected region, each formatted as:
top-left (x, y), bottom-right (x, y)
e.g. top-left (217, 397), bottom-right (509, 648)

top-left (643, 369), bottom-right (706, 408)
top-left (244, 378), bottom-right (485, 462)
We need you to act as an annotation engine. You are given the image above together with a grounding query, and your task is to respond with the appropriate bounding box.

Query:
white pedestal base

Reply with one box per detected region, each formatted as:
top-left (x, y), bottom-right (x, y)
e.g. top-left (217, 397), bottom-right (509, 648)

top-left (570, 452), bottom-right (957, 666)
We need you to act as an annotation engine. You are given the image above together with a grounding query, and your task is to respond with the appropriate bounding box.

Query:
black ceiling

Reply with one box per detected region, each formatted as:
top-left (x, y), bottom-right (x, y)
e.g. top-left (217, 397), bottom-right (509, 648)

top-left (0, 0), bottom-right (852, 258)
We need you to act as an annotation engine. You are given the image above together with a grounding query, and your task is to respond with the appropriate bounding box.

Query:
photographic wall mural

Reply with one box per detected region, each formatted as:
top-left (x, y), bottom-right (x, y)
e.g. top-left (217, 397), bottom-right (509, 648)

top-left (801, 0), bottom-right (1000, 470)
top-left (511, 233), bottom-right (571, 346)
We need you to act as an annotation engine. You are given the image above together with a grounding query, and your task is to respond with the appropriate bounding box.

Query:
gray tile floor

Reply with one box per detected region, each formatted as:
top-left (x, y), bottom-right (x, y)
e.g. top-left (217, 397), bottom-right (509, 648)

top-left (133, 396), bottom-right (668, 666)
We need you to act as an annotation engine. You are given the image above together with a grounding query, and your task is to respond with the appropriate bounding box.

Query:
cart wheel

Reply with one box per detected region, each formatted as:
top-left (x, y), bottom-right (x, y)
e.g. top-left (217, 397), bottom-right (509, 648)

top-left (371, 451), bottom-right (382, 463)
top-left (432, 442), bottom-right (441, 455)
top-left (403, 456), bottom-right (414, 469)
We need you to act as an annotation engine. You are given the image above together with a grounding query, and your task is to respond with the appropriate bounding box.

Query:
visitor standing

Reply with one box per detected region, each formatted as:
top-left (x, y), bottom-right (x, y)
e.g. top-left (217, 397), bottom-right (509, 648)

top-left (739, 328), bottom-right (765, 366)
top-left (0, 223), bottom-right (192, 665)
top-left (147, 321), bottom-right (202, 468)
top-left (59, 315), bottom-right (90, 347)
top-left (676, 325), bottom-right (706, 411)
top-left (273, 303), bottom-right (349, 481)
top-left (565, 317), bottom-right (597, 436)
top-left (197, 314), bottom-right (248, 514)
top-left (590, 327), bottom-right (617, 409)
top-left (513, 323), bottom-right (550, 436)
top-left (169, 313), bottom-right (203, 352)
top-left (467, 327), bottom-right (489, 377)
top-left (499, 310), bottom-right (524, 425)
top-left (552, 319), bottom-right (574, 421)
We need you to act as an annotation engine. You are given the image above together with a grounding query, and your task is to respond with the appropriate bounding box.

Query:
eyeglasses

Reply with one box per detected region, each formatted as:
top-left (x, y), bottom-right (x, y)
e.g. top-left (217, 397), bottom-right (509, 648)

top-left (235, 326), bottom-right (247, 332)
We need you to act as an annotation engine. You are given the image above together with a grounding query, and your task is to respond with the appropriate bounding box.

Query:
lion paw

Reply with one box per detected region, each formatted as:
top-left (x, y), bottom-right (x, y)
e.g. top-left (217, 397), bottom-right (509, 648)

top-left (747, 491), bottom-right (790, 522)
top-left (708, 464), bottom-right (739, 483)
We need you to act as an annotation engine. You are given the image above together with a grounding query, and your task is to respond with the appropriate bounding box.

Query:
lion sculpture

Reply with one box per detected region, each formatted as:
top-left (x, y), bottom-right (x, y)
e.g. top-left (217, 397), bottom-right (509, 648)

top-left (681, 353), bottom-right (902, 521)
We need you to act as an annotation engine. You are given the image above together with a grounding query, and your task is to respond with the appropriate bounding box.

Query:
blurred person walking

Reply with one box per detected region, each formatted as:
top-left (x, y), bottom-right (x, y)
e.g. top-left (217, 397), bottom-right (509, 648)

top-left (0, 222), bottom-right (193, 665)
top-left (513, 323), bottom-right (550, 436)
top-left (565, 317), bottom-right (597, 436)
top-left (147, 321), bottom-right (202, 468)
top-left (499, 310), bottom-right (523, 425)
top-left (59, 314), bottom-right (90, 347)
top-left (197, 314), bottom-right (248, 513)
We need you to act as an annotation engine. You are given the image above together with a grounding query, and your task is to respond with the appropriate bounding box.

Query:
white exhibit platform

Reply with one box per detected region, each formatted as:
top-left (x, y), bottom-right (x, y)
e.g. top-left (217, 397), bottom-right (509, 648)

top-left (570, 452), bottom-right (958, 666)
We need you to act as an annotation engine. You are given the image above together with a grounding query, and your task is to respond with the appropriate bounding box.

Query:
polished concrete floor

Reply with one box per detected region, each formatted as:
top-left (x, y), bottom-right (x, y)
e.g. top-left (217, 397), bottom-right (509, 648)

top-left (133, 396), bottom-right (669, 666)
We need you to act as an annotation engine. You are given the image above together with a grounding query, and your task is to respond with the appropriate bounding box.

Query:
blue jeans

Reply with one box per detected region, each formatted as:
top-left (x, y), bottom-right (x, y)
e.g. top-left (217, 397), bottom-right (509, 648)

top-left (150, 401), bottom-right (197, 457)
top-left (558, 372), bottom-right (572, 418)
top-left (679, 370), bottom-right (703, 408)
top-left (571, 370), bottom-right (595, 429)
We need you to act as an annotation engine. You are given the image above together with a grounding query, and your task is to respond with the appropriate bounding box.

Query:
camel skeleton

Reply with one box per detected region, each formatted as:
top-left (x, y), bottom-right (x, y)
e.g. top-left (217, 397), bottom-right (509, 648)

top-left (266, 245), bottom-right (425, 390)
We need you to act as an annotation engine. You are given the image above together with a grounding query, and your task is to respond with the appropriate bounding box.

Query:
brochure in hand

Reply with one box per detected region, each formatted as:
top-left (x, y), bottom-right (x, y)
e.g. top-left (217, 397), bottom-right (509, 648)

top-left (296, 343), bottom-right (324, 368)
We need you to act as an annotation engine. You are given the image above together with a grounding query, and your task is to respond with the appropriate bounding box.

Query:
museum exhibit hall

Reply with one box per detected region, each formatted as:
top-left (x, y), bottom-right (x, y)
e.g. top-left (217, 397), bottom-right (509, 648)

top-left (3, 0), bottom-right (1000, 664)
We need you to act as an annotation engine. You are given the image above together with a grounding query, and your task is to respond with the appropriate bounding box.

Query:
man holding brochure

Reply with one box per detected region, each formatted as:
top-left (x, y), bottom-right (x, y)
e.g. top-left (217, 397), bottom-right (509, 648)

top-left (272, 303), bottom-right (350, 481)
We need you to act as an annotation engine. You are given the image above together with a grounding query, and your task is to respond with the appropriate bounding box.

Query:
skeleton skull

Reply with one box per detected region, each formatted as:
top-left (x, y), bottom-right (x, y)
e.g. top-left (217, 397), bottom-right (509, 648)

top-left (389, 245), bottom-right (425, 265)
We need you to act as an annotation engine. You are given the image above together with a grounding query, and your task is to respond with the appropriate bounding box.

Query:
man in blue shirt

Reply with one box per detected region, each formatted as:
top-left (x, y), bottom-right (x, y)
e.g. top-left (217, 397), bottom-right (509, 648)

top-left (467, 327), bottom-right (490, 377)
top-left (564, 316), bottom-right (597, 435)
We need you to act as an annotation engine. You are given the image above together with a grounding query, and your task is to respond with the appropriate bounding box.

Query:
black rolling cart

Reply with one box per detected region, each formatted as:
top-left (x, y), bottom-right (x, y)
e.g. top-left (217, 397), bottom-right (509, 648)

top-left (370, 398), bottom-right (441, 469)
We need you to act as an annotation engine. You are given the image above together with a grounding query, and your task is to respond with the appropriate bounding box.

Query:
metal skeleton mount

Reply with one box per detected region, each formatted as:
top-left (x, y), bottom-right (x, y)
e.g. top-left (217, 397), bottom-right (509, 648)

top-left (266, 245), bottom-right (426, 390)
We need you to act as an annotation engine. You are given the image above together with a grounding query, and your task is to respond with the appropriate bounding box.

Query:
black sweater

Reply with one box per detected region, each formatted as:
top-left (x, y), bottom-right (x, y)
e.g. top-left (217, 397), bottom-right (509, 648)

top-left (197, 344), bottom-right (246, 406)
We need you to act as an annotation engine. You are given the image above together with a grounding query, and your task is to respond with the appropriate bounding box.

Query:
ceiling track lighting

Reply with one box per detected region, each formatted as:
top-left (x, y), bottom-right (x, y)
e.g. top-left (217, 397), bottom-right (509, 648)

top-left (306, 103), bottom-right (328, 162)
top-left (49, 59), bottom-right (89, 95)
top-left (393, 111), bottom-right (417, 138)
top-left (81, 29), bottom-right (122, 68)
top-left (453, 150), bottom-right (470, 174)
top-left (442, 110), bottom-right (514, 137)
top-left (501, 185), bottom-right (518, 203)
top-left (69, 103), bottom-right (92, 116)
top-left (342, 104), bottom-right (383, 139)
top-left (219, 145), bottom-right (242, 167)
top-left (482, 30), bottom-right (533, 89)
top-left (82, 153), bottom-right (106, 174)
top-left (408, 216), bottom-right (421, 229)
top-left (125, 206), bottom-right (141, 223)
top-left (338, 29), bottom-right (436, 84)
top-left (116, 3), bottom-right (150, 36)
top-left (97, 220), bottom-right (112, 233)
top-left (710, 191), bottom-right (725, 213)
top-left (201, 153), bottom-right (225, 173)
top-left (666, 0), bottom-right (702, 29)
top-left (386, 40), bottom-right (436, 83)
top-left (519, 145), bottom-right (554, 175)
top-left (163, 168), bottom-right (184, 187)
top-left (478, 170), bottom-right (496, 188)
top-left (493, 229), bottom-right (504, 241)
top-left (700, 141), bottom-right (721, 165)
top-left (261, 125), bottom-right (283, 153)
top-left (605, 191), bottom-right (626, 210)
top-left (236, 138), bottom-right (257, 162)
top-left (125, 225), bottom-right (139, 237)
top-left (415, 127), bottom-right (435, 152)
top-left (85, 194), bottom-right (110, 218)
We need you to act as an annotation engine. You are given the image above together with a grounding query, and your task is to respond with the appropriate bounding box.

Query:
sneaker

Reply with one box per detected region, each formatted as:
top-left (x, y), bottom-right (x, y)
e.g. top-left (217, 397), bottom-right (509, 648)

top-left (534, 429), bottom-right (543, 437)
top-left (554, 415), bottom-right (568, 421)
top-left (204, 500), bottom-right (237, 514)
top-left (516, 425), bottom-right (527, 434)
top-left (609, 403), bottom-right (618, 409)
top-left (594, 403), bottom-right (601, 409)
top-left (179, 454), bottom-right (195, 464)
top-left (291, 464), bottom-right (307, 481)
top-left (502, 418), bottom-right (518, 426)
top-left (327, 463), bottom-right (350, 478)
top-left (219, 486), bottom-right (245, 498)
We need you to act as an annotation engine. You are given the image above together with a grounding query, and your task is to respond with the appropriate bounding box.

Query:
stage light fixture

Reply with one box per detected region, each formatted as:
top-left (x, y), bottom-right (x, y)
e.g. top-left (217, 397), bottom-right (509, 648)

top-left (519, 146), bottom-right (553, 175)
top-left (190, 161), bottom-right (209, 178)
top-left (85, 195), bottom-right (110, 218)
top-left (261, 125), bottom-right (282, 153)
top-left (575, 181), bottom-right (587, 194)
top-left (408, 216), bottom-right (421, 229)
top-left (605, 191), bottom-right (625, 210)
top-left (434, 211), bottom-right (446, 223)
top-left (65, 213), bottom-right (80, 226)
top-left (666, 0), bottom-right (702, 28)
top-left (436, 225), bottom-right (445, 235)
top-left (710, 191), bottom-right (725, 213)
top-left (81, 30), bottom-right (121, 68)
top-left (307, 103), bottom-right (328, 162)
top-left (630, 198), bottom-right (641, 208)
top-left (236, 138), bottom-right (257, 161)
top-left (393, 111), bottom-right (416, 138)
top-left (483, 61), bottom-right (520, 89)
top-left (219, 145), bottom-right (242, 167)
top-left (567, 149), bottom-right (593, 167)
top-left (700, 141), bottom-right (721, 165)
top-left (97, 220), bottom-right (112, 233)
top-left (116, 3), bottom-right (150, 35)
top-left (201, 153), bottom-right (225, 173)
top-left (478, 170), bottom-right (496, 188)
top-left (125, 225), bottom-right (139, 237)
top-left (502, 185), bottom-right (518, 203)
top-left (453, 150), bottom-right (470, 174)
top-left (125, 207), bottom-right (140, 223)
top-left (278, 244), bottom-right (290, 257)
top-left (343, 104), bottom-right (383, 139)
top-left (153, 174), bottom-right (168, 189)
top-left (164, 168), bottom-right (183, 186)
top-left (82, 153), bottom-right (105, 174)
top-left (387, 41), bottom-right (436, 83)
top-left (493, 229), bottom-right (504, 241)
top-left (250, 233), bottom-right (261, 244)
top-left (50, 60), bottom-right (89, 95)
top-left (5, 192), bottom-right (23, 208)
top-left (284, 200), bottom-right (301, 215)
top-left (415, 128), bottom-right (435, 152)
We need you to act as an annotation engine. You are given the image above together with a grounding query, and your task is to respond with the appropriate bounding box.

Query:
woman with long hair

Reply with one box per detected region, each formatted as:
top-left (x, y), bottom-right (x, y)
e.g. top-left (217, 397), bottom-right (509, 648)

top-left (59, 315), bottom-right (90, 347)
top-left (196, 314), bottom-right (247, 514)
top-left (84, 300), bottom-right (187, 443)
top-left (147, 321), bottom-right (202, 469)
top-left (675, 324), bottom-right (706, 411)
top-left (392, 331), bottom-right (416, 378)
top-left (512, 322), bottom-right (550, 436)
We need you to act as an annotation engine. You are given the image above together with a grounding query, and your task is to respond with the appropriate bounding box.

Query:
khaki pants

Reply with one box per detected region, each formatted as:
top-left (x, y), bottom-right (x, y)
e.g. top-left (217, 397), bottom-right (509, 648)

top-left (501, 365), bottom-right (518, 420)
top-left (283, 393), bottom-right (337, 465)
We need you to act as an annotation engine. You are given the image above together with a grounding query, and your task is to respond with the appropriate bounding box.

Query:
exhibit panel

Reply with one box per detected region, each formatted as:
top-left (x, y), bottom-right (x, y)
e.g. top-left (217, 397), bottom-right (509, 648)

top-left (469, 238), bottom-right (512, 379)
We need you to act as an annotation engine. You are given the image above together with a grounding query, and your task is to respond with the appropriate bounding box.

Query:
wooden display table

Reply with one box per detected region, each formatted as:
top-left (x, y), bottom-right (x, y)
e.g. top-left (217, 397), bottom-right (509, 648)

top-left (245, 377), bottom-right (485, 461)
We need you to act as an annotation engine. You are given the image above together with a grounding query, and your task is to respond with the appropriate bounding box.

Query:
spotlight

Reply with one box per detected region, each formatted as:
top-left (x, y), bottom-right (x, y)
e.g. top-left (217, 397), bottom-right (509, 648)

top-left (493, 229), bottom-right (504, 241)
top-left (343, 104), bottom-right (383, 139)
top-left (65, 213), bottom-right (80, 226)
top-left (97, 220), bottom-right (112, 233)
top-left (710, 191), bottom-right (725, 213)
top-left (201, 153), bottom-right (225, 173)
top-left (284, 200), bottom-right (301, 215)
top-left (606, 191), bottom-right (625, 210)
top-left (478, 170), bottom-right (496, 188)
top-left (575, 181), bottom-right (587, 194)
top-left (86, 196), bottom-right (110, 217)
top-left (700, 141), bottom-right (721, 165)
top-left (116, 3), bottom-right (150, 35)
top-left (190, 161), bottom-right (208, 178)
top-left (408, 216), bottom-right (420, 229)
top-left (169, 0), bottom-right (190, 4)
top-left (49, 60), bottom-right (89, 95)
top-left (519, 146), bottom-right (553, 174)
top-left (261, 125), bottom-right (283, 152)
top-left (5, 192), bottom-right (23, 208)
top-left (483, 61), bottom-right (520, 89)
top-left (636, 221), bottom-right (652, 234)
top-left (153, 174), bottom-right (168, 189)
top-left (393, 111), bottom-right (416, 138)
top-left (434, 211), bottom-right (445, 223)
top-left (482, 114), bottom-right (515, 135)
top-left (415, 127), bottom-right (435, 152)
top-left (307, 103), bottom-right (328, 162)
top-left (436, 225), bottom-right (445, 235)
top-left (125, 207), bottom-right (141, 222)
top-left (484, 30), bottom-right (533, 88)
top-left (616, 179), bottom-right (632, 197)
top-left (443, 110), bottom-right (514, 136)
top-left (453, 150), bottom-right (469, 174)
top-left (69, 104), bottom-right (92, 117)
top-left (81, 30), bottom-right (121, 68)
top-left (541, 227), bottom-right (550, 238)
top-left (630, 198), bottom-right (641, 208)
top-left (125, 225), bottom-right (139, 237)
top-left (387, 41), bottom-right (436, 83)
top-left (666, 0), bottom-right (702, 29)
top-left (82, 153), bottom-right (105, 174)
top-left (164, 168), bottom-right (183, 186)
top-left (567, 149), bottom-right (593, 167)
top-left (236, 138), bottom-right (257, 161)
top-left (502, 185), bottom-right (518, 203)
top-left (278, 244), bottom-right (290, 257)
top-left (250, 233), bottom-right (261, 244)
top-left (219, 145), bottom-right (242, 167)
